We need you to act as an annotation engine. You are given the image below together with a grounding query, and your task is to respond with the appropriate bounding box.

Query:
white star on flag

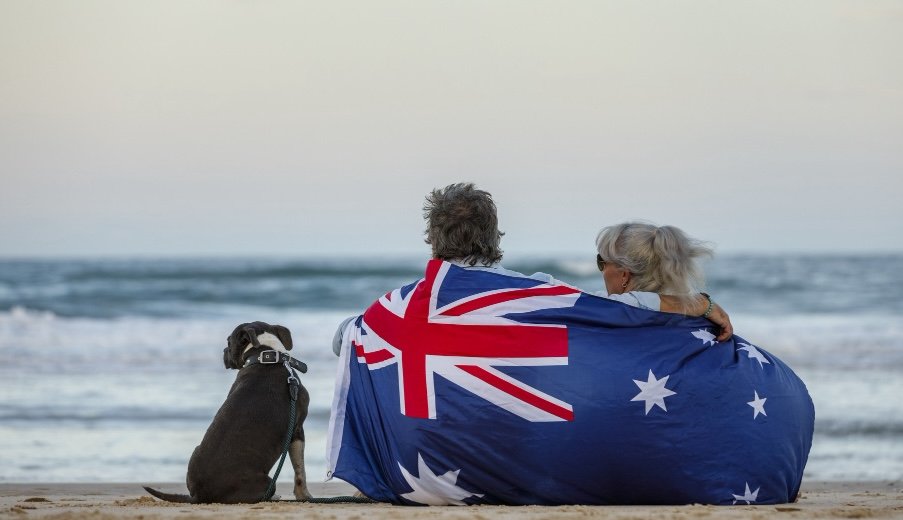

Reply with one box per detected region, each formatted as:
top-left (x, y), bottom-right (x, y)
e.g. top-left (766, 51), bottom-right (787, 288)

top-left (732, 482), bottom-right (760, 504)
top-left (631, 370), bottom-right (677, 414)
top-left (398, 453), bottom-right (483, 505)
top-left (748, 390), bottom-right (767, 419)
top-left (738, 343), bottom-right (770, 368)
top-left (691, 329), bottom-right (717, 346)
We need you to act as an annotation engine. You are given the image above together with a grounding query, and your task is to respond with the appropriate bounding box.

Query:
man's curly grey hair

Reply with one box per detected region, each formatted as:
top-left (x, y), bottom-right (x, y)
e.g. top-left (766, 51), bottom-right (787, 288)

top-left (423, 183), bottom-right (504, 266)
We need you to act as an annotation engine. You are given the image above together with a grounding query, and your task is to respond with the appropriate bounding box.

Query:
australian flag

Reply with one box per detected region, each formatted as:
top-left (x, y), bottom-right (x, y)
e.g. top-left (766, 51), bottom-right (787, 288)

top-left (326, 260), bottom-right (814, 505)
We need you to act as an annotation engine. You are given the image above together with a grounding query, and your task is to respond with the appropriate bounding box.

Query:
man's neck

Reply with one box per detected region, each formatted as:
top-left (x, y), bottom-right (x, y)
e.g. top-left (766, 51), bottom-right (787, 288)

top-left (446, 258), bottom-right (500, 269)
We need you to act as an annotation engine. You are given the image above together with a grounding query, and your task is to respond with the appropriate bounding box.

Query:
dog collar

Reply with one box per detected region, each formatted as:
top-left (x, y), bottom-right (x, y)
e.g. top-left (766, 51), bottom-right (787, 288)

top-left (243, 349), bottom-right (308, 374)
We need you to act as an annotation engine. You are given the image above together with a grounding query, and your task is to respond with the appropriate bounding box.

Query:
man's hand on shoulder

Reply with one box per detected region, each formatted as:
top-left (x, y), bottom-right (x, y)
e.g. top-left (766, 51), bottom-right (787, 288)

top-left (659, 294), bottom-right (733, 342)
top-left (706, 302), bottom-right (733, 342)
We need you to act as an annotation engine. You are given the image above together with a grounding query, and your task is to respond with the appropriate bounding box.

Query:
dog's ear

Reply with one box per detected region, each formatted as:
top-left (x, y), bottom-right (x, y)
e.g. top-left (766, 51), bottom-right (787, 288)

top-left (272, 325), bottom-right (293, 351)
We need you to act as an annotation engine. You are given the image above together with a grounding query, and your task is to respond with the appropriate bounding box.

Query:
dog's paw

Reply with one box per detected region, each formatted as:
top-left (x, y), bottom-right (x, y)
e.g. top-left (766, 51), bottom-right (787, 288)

top-left (294, 487), bottom-right (312, 501)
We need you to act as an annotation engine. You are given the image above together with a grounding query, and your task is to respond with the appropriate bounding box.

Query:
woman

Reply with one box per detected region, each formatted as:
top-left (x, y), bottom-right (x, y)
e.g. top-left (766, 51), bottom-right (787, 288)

top-left (595, 221), bottom-right (730, 339)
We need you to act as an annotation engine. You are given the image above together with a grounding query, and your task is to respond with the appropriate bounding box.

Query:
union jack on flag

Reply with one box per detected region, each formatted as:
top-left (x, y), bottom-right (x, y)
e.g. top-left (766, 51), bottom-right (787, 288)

top-left (354, 260), bottom-right (580, 422)
top-left (326, 260), bottom-right (814, 506)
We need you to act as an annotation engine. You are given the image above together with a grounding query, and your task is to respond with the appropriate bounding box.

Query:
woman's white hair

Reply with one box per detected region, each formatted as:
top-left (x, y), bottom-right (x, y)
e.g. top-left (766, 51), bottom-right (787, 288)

top-left (596, 222), bottom-right (713, 311)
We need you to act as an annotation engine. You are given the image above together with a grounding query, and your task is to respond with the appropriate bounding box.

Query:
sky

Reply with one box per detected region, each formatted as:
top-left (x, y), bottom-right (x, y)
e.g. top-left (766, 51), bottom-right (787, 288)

top-left (1, 1), bottom-right (901, 259)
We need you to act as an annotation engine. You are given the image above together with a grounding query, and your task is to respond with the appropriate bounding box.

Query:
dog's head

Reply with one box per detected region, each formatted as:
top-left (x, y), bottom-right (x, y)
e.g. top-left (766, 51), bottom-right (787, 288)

top-left (223, 321), bottom-right (294, 369)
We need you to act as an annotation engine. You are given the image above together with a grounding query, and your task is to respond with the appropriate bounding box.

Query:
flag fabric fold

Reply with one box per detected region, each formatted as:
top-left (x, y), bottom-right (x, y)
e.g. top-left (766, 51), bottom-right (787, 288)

top-left (326, 260), bottom-right (814, 505)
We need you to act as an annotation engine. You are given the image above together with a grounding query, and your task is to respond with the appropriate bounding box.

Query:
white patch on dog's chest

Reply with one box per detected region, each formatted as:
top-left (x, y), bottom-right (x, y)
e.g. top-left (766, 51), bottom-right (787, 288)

top-left (242, 332), bottom-right (290, 355)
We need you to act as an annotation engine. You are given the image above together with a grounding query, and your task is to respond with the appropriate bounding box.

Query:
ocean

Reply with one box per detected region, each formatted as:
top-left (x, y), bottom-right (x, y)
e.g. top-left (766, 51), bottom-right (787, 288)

top-left (1, 255), bottom-right (901, 484)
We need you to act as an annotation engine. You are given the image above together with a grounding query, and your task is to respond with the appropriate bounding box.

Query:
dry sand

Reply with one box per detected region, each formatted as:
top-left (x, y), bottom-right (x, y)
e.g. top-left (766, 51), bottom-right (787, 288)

top-left (2, 481), bottom-right (901, 519)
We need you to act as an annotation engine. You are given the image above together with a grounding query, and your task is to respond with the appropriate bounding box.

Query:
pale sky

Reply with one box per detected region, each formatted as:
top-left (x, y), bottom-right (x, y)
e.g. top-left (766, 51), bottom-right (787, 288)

top-left (1, 1), bottom-right (901, 258)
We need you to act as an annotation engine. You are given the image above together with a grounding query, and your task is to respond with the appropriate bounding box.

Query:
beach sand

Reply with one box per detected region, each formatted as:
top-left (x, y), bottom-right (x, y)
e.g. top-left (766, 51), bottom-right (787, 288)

top-left (2, 481), bottom-right (901, 519)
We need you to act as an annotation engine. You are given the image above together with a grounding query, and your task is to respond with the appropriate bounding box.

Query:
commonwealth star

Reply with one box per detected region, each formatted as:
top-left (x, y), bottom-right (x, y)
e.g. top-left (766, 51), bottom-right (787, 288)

top-left (732, 482), bottom-right (760, 504)
top-left (398, 453), bottom-right (483, 505)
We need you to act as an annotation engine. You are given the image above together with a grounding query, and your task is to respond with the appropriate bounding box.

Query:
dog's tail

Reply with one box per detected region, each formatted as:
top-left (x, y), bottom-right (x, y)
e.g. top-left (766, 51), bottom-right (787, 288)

top-left (143, 486), bottom-right (196, 503)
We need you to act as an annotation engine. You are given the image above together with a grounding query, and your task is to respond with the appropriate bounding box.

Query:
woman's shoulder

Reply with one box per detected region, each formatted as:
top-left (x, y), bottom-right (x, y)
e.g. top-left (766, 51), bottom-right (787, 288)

top-left (597, 290), bottom-right (661, 311)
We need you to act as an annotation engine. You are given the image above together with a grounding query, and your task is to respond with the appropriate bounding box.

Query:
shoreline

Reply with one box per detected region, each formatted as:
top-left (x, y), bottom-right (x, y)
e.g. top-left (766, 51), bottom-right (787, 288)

top-left (2, 481), bottom-right (901, 519)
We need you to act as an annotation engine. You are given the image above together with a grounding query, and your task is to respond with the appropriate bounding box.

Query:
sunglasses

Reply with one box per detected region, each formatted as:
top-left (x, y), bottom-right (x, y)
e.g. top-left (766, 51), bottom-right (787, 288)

top-left (596, 254), bottom-right (606, 272)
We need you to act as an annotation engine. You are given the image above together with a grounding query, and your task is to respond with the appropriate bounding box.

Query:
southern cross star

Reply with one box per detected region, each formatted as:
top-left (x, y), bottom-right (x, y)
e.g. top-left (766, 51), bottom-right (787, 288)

top-left (631, 370), bottom-right (677, 414)
top-left (738, 343), bottom-right (771, 368)
top-left (398, 453), bottom-right (483, 505)
top-left (691, 329), bottom-right (717, 346)
top-left (732, 482), bottom-right (760, 504)
top-left (748, 390), bottom-right (767, 419)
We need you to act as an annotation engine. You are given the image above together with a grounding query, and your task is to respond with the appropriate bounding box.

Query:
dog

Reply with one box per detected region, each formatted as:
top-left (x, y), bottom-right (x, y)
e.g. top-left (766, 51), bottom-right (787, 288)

top-left (144, 321), bottom-right (311, 503)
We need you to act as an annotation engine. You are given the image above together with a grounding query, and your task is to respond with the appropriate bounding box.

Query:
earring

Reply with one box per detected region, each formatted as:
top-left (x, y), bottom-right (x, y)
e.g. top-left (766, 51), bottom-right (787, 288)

top-left (622, 281), bottom-right (628, 290)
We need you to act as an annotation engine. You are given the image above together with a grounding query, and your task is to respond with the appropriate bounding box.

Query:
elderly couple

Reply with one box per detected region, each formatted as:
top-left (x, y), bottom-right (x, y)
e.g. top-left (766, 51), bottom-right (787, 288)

top-left (328, 182), bottom-right (814, 506)
top-left (335, 182), bottom-right (732, 349)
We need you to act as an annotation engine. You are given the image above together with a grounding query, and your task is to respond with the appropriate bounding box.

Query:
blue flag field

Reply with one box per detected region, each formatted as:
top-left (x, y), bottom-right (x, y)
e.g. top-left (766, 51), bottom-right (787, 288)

top-left (326, 260), bottom-right (814, 505)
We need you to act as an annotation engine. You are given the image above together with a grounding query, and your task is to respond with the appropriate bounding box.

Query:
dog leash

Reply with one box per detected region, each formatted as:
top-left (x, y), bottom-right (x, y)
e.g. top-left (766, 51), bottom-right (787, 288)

top-left (260, 357), bottom-right (301, 502)
top-left (294, 495), bottom-right (377, 504)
